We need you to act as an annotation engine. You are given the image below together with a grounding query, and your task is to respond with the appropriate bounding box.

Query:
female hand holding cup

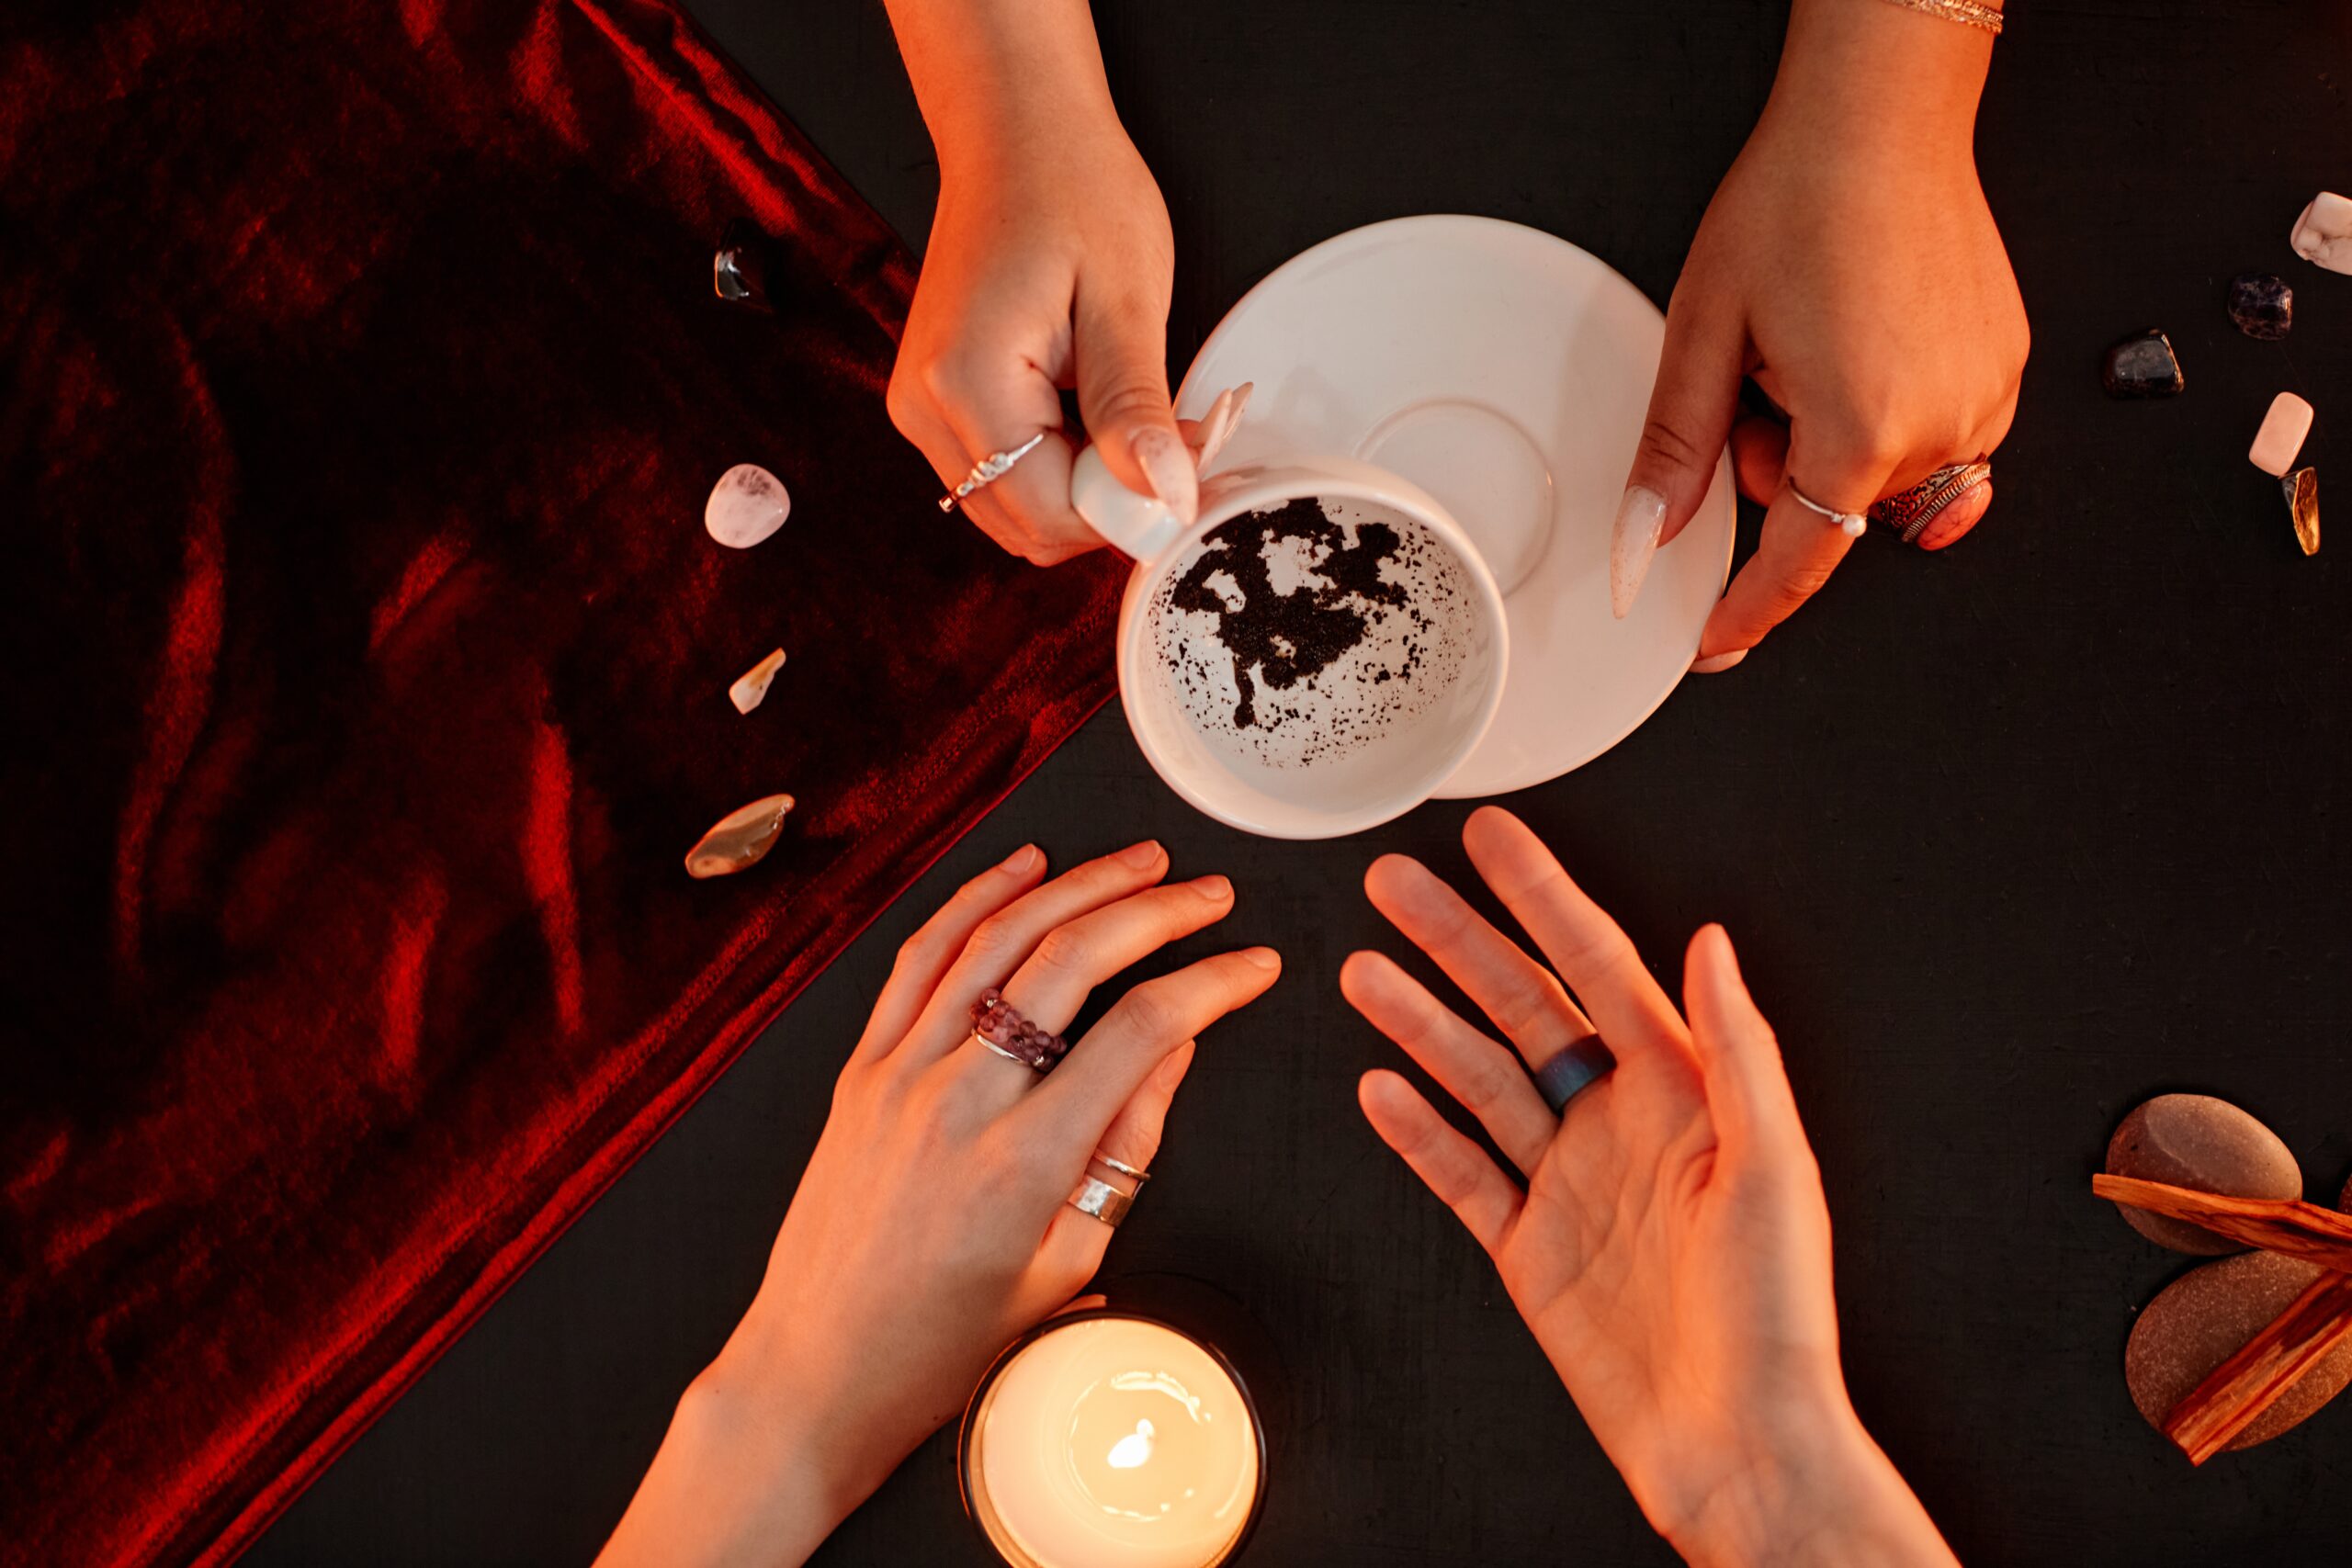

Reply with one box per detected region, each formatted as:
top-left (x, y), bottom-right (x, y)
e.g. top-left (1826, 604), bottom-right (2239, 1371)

top-left (598, 841), bottom-right (1278, 1568)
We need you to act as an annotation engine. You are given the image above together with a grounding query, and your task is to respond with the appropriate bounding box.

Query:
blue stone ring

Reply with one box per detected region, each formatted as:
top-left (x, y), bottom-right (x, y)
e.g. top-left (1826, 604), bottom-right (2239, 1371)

top-left (1531, 1036), bottom-right (1617, 1114)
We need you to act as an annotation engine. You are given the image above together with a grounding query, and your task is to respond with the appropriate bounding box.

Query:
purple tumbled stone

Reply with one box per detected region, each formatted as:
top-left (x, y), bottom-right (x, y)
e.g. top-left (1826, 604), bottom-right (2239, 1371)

top-left (2228, 273), bottom-right (2293, 341)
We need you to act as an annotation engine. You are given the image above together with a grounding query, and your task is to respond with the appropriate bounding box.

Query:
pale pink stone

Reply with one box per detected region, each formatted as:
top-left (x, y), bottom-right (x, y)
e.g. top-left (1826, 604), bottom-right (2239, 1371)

top-left (729, 648), bottom-right (786, 714)
top-left (2290, 192), bottom-right (2352, 276)
top-left (2249, 392), bottom-right (2314, 478)
top-left (705, 463), bottom-right (790, 548)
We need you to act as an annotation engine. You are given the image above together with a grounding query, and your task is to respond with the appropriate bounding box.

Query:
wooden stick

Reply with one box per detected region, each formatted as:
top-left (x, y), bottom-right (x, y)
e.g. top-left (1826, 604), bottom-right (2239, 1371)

top-left (2091, 1175), bottom-right (2352, 1272)
top-left (2163, 1269), bottom-right (2352, 1465)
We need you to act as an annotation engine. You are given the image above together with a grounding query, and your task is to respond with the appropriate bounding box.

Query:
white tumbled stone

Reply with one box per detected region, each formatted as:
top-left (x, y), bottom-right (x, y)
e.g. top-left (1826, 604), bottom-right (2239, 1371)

top-left (729, 648), bottom-right (786, 714)
top-left (705, 463), bottom-right (790, 548)
top-left (2290, 192), bottom-right (2352, 275)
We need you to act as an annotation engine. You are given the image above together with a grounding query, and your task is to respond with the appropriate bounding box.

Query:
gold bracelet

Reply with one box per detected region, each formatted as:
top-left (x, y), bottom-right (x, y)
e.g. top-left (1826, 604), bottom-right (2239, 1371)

top-left (1874, 0), bottom-right (2005, 34)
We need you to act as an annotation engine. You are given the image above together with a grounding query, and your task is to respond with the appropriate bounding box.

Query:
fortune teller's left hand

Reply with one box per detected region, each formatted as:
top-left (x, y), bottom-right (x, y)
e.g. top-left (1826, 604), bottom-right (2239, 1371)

top-left (598, 840), bottom-right (1279, 1568)
top-left (1345, 807), bottom-right (1956, 1566)
top-left (1613, 0), bottom-right (2029, 670)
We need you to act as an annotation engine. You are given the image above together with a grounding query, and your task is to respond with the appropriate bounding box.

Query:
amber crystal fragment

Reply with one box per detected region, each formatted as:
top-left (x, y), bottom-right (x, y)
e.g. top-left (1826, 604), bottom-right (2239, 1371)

top-left (684, 793), bottom-right (795, 879)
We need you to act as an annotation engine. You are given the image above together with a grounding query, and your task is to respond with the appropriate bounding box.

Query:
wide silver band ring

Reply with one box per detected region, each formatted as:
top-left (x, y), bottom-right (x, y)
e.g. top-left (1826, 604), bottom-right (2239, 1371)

top-left (1532, 1036), bottom-right (1618, 1114)
top-left (1068, 1175), bottom-right (1136, 1227)
top-left (937, 431), bottom-right (1046, 513)
top-left (1868, 460), bottom-right (1992, 546)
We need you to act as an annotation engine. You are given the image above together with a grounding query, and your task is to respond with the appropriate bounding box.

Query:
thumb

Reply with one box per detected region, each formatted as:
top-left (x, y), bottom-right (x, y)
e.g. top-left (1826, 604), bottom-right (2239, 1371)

top-left (1612, 293), bottom-right (1743, 618)
top-left (1074, 286), bottom-right (1196, 528)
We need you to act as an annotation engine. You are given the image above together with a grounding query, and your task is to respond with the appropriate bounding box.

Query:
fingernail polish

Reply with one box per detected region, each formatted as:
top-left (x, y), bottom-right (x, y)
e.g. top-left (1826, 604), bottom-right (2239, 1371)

top-left (1194, 382), bottom-right (1252, 472)
top-left (1690, 649), bottom-right (1747, 674)
top-left (1131, 426), bottom-right (1200, 526)
top-left (1192, 874), bottom-right (1233, 901)
top-left (1118, 839), bottom-right (1164, 868)
top-left (1610, 486), bottom-right (1668, 619)
top-left (1000, 843), bottom-right (1040, 874)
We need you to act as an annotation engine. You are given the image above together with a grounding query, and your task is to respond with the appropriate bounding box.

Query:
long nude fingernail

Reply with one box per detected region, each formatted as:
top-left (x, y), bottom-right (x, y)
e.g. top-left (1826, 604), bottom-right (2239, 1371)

top-left (1690, 649), bottom-right (1747, 674)
top-left (1194, 382), bottom-right (1252, 471)
top-left (1611, 486), bottom-right (1668, 619)
top-left (1131, 425), bottom-right (1200, 525)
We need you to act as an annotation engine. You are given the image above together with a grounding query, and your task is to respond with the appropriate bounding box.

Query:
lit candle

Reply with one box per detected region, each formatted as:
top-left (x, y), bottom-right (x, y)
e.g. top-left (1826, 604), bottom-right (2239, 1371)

top-left (962, 1314), bottom-right (1264, 1568)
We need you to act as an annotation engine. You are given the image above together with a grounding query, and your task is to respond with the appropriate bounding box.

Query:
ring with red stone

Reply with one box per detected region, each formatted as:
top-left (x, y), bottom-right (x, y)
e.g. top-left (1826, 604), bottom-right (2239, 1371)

top-left (1869, 460), bottom-right (1993, 547)
top-left (969, 986), bottom-right (1070, 1073)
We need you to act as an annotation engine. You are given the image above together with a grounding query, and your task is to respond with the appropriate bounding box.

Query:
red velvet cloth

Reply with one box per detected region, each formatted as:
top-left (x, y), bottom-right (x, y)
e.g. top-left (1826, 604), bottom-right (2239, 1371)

top-left (0, 2), bottom-right (1123, 1561)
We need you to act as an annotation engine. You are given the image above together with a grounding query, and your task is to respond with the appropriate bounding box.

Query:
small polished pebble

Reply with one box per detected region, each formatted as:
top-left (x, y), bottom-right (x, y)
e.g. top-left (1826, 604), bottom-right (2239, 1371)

top-left (706, 464), bottom-right (791, 548)
top-left (2124, 1249), bottom-right (2352, 1452)
top-left (2102, 330), bottom-right (2184, 399)
top-left (729, 648), bottom-right (787, 715)
top-left (712, 218), bottom-right (778, 312)
top-left (684, 793), bottom-right (794, 879)
top-left (2290, 191), bottom-right (2352, 276)
top-left (2106, 1093), bottom-right (2301, 1255)
top-left (2227, 273), bottom-right (2293, 341)
top-left (2248, 393), bottom-right (2315, 478)
top-left (2285, 468), bottom-right (2320, 557)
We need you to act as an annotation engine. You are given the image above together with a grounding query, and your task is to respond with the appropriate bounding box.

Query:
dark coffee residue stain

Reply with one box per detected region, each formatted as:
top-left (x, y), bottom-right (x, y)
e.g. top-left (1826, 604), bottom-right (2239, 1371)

top-left (1169, 498), bottom-right (1405, 728)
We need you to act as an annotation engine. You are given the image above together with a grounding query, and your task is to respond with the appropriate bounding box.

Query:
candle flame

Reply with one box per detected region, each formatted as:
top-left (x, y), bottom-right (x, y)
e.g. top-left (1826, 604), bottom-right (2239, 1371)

top-left (1105, 1418), bottom-right (1155, 1471)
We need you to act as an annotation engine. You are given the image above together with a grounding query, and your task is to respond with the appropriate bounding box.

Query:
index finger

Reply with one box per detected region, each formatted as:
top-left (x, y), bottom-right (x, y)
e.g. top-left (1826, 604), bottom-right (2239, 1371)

top-left (1697, 437), bottom-right (1884, 661)
top-left (1458, 807), bottom-right (1684, 1056)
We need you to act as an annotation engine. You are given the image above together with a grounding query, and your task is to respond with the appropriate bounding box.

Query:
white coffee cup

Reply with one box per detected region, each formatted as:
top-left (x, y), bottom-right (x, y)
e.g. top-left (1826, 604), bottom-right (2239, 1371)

top-left (1070, 446), bottom-right (1509, 840)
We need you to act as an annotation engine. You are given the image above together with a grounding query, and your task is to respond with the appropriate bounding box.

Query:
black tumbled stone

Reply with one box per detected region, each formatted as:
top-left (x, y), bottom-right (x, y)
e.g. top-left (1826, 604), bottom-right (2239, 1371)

top-left (2228, 272), bottom-right (2293, 340)
top-left (2103, 329), bottom-right (2185, 398)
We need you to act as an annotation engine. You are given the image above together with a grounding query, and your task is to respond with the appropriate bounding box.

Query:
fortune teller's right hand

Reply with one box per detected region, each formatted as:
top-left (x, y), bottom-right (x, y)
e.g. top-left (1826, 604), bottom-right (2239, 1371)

top-left (1346, 807), bottom-right (1958, 1566)
top-left (882, 0), bottom-right (1197, 564)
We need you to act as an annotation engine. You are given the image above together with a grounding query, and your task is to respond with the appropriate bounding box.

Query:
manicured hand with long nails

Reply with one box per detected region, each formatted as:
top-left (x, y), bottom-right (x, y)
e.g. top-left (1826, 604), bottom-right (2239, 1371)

top-left (1347, 807), bottom-right (1957, 1565)
top-left (1612, 0), bottom-right (2028, 671)
top-left (600, 841), bottom-right (1279, 1568)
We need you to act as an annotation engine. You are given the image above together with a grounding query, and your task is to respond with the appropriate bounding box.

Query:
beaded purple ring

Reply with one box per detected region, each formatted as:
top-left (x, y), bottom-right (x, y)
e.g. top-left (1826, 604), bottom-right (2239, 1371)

top-left (970, 987), bottom-right (1071, 1074)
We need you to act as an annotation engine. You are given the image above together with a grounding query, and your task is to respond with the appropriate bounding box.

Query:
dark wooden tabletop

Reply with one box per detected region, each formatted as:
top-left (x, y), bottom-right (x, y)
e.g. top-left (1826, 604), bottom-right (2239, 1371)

top-left (247, 2), bottom-right (2352, 1562)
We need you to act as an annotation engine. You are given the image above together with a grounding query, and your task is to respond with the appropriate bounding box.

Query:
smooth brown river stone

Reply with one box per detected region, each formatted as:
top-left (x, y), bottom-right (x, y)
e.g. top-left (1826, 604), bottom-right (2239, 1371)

top-left (2107, 1094), bottom-right (2301, 1254)
top-left (2125, 1249), bottom-right (2352, 1451)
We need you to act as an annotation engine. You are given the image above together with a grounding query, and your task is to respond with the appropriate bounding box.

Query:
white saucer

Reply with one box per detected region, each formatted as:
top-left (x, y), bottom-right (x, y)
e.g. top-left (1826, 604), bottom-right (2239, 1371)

top-left (1176, 215), bottom-right (1734, 798)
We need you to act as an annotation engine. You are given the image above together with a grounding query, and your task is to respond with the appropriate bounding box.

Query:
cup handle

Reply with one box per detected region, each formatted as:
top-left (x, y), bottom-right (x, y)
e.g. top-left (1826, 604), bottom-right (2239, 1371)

top-left (1070, 445), bottom-right (1185, 562)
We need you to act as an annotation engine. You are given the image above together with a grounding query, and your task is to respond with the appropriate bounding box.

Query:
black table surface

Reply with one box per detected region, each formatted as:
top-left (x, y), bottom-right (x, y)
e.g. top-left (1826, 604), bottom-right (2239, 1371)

top-left (247, 2), bottom-right (2352, 1562)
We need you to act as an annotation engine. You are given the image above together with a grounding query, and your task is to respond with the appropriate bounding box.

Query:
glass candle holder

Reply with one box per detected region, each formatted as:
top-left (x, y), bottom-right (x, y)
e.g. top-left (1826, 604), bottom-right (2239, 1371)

top-left (958, 1309), bottom-right (1268, 1568)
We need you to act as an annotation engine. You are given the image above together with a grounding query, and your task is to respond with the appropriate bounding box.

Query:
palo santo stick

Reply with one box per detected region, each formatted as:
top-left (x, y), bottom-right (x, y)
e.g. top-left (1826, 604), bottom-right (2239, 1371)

top-left (2163, 1269), bottom-right (2352, 1465)
top-left (2091, 1175), bottom-right (2352, 1272)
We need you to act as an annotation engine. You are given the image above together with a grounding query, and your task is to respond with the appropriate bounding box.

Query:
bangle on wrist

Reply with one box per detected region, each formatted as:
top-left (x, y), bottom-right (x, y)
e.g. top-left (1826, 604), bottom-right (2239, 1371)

top-left (1871, 0), bottom-right (2003, 33)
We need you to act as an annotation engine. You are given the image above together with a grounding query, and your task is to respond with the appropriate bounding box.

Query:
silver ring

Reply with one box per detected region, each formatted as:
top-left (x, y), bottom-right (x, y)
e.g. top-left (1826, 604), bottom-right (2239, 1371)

top-left (976, 1038), bottom-right (1029, 1066)
top-left (1532, 1036), bottom-right (1617, 1114)
top-left (938, 432), bottom-right (1047, 513)
top-left (1785, 481), bottom-right (1869, 538)
top-left (1068, 1175), bottom-right (1135, 1227)
top-left (1091, 1149), bottom-right (1149, 1183)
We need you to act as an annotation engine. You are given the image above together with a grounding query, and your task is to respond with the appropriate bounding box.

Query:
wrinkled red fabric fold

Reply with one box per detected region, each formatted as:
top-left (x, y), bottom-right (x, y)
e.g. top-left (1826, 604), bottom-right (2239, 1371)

top-left (0, 2), bottom-right (1123, 1562)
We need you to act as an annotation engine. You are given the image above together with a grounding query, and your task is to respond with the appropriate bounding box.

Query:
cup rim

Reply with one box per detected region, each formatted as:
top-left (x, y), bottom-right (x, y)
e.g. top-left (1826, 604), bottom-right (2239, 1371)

top-left (1114, 455), bottom-right (1510, 840)
top-left (955, 1307), bottom-right (1271, 1568)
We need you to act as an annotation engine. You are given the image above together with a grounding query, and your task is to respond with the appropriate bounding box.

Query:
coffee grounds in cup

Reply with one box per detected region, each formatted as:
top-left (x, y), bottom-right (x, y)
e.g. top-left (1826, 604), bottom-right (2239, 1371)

top-left (1168, 497), bottom-right (1411, 729)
